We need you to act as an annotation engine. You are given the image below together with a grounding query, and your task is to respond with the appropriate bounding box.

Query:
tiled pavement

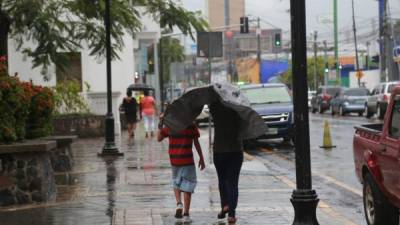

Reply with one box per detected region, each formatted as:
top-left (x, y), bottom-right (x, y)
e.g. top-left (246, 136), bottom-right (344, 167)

top-left (0, 124), bottom-right (363, 225)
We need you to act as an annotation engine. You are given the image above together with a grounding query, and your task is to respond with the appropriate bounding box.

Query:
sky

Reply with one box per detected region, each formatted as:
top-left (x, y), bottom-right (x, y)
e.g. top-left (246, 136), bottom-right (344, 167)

top-left (182, 0), bottom-right (400, 53)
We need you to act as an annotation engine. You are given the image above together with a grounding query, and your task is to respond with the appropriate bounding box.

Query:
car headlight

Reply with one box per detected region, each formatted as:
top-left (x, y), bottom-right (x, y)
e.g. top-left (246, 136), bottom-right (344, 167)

top-left (343, 101), bottom-right (349, 106)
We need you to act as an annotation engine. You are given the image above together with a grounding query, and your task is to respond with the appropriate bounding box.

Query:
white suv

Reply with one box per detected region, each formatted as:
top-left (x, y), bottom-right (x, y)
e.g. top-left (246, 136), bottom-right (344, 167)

top-left (365, 81), bottom-right (400, 119)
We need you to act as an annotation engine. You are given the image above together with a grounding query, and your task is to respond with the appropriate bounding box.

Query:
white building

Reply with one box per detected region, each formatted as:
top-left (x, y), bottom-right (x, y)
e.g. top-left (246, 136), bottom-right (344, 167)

top-left (7, 8), bottom-right (161, 134)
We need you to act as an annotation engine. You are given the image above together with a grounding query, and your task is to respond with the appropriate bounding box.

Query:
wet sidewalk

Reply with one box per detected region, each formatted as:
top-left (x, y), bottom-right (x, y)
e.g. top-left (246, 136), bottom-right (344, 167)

top-left (0, 124), bottom-right (359, 225)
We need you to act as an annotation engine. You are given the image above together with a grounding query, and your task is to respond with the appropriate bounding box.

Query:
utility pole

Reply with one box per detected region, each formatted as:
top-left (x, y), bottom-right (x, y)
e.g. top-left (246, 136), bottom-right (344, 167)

top-left (257, 17), bottom-right (261, 82)
top-left (333, 0), bottom-right (340, 85)
top-left (351, 0), bottom-right (361, 87)
top-left (366, 41), bottom-right (370, 70)
top-left (323, 40), bottom-right (328, 85)
top-left (313, 31), bottom-right (318, 90)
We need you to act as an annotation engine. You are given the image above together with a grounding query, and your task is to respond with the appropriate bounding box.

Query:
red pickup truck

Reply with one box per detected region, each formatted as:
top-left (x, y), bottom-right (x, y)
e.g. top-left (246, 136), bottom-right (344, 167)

top-left (353, 86), bottom-right (400, 225)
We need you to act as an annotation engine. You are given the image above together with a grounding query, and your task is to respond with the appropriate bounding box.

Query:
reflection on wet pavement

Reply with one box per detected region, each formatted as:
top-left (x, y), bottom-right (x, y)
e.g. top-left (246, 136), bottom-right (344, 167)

top-left (0, 123), bottom-right (364, 225)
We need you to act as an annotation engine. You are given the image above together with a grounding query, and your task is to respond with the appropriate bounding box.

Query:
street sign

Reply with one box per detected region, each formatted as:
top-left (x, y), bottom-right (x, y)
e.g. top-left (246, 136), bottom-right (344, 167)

top-left (355, 70), bottom-right (364, 79)
top-left (191, 44), bottom-right (197, 54)
top-left (197, 32), bottom-right (223, 58)
top-left (393, 46), bottom-right (400, 63)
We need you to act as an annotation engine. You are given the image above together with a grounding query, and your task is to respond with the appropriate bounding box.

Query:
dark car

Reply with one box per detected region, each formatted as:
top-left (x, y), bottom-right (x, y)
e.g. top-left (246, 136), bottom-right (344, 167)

top-left (330, 87), bottom-right (369, 116)
top-left (240, 83), bottom-right (294, 143)
top-left (311, 86), bottom-right (342, 113)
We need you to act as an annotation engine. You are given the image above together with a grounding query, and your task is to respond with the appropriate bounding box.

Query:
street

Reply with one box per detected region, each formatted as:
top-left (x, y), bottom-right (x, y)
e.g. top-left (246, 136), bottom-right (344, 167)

top-left (0, 111), bottom-right (379, 225)
top-left (245, 112), bottom-right (378, 224)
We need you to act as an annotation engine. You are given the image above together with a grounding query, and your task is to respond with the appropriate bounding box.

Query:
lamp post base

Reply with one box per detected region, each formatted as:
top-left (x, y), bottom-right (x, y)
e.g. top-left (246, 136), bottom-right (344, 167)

top-left (291, 189), bottom-right (319, 225)
top-left (99, 115), bottom-right (123, 157)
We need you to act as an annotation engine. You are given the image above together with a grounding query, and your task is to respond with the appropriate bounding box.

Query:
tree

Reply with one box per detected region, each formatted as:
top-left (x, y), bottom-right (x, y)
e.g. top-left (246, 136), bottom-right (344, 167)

top-left (281, 56), bottom-right (331, 89)
top-left (0, 0), bottom-right (207, 76)
top-left (159, 36), bottom-right (185, 83)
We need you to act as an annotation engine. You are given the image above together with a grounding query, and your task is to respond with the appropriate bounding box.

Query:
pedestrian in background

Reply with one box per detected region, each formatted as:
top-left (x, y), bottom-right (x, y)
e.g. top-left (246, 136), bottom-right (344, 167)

top-left (210, 103), bottom-right (243, 224)
top-left (157, 118), bottom-right (205, 223)
top-left (140, 90), bottom-right (156, 138)
top-left (120, 89), bottom-right (138, 138)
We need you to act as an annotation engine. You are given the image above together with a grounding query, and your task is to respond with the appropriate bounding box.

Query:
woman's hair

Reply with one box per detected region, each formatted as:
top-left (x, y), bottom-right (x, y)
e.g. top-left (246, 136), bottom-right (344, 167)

top-left (143, 90), bottom-right (149, 96)
top-left (127, 89), bottom-right (132, 97)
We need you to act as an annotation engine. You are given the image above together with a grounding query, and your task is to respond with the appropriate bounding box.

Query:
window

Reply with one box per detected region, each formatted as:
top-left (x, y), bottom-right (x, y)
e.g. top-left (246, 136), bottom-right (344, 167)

top-left (56, 52), bottom-right (82, 91)
top-left (241, 86), bottom-right (292, 104)
top-left (389, 97), bottom-right (400, 138)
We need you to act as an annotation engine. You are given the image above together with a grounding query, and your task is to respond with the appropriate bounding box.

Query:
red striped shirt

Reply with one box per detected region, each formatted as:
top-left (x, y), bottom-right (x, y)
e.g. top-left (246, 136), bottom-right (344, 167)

top-left (161, 125), bottom-right (200, 166)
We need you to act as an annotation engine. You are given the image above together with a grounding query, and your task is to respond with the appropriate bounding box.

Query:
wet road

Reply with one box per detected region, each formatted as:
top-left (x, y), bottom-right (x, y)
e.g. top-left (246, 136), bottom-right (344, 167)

top-left (249, 111), bottom-right (382, 224)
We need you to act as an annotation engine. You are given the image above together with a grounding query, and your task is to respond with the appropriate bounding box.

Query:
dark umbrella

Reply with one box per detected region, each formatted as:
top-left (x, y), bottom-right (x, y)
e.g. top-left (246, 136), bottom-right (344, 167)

top-left (163, 82), bottom-right (267, 140)
top-left (127, 83), bottom-right (155, 92)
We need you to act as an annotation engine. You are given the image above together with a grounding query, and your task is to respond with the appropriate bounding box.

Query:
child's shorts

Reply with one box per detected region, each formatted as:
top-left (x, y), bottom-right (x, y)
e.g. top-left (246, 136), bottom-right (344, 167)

top-left (171, 165), bottom-right (197, 193)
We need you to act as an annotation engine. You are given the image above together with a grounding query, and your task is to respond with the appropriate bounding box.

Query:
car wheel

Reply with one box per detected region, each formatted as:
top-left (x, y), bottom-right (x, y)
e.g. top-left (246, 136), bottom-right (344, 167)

top-left (283, 136), bottom-right (294, 146)
top-left (365, 105), bottom-right (373, 119)
top-left (377, 104), bottom-right (384, 120)
top-left (363, 173), bottom-right (399, 225)
top-left (312, 106), bottom-right (317, 113)
top-left (339, 105), bottom-right (345, 116)
top-left (331, 106), bottom-right (335, 116)
top-left (243, 139), bottom-right (258, 150)
top-left (318, 104), bottom-right (324, 114)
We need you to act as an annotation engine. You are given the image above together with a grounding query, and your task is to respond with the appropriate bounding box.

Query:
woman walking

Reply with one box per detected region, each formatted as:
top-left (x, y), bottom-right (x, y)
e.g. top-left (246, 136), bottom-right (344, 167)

top-left (121, 90), bottom-right (138, 138)
top-left (210, 103), bottom-right (243, 224)
top-left (140, 90), bottom-right (156, 138)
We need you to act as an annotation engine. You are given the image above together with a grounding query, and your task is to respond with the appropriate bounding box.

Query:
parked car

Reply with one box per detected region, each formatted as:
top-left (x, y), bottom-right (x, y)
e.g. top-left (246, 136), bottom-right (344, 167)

top-left (240, 83), bottom-right (294, 143)
top-left (353, 86), bottom-right (400, 225)
top-left (330, 87), bottom-right (369, 116)
top-left (308, 90), bottom-right (316, 109)
top-left (311, 86), bottom-right (342, 114)
top-left (365, 81), bottom-right (400, 119)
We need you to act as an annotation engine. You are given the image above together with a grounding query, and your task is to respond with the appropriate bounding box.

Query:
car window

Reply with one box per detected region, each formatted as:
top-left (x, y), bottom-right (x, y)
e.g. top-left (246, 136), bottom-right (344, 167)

top-left (316, 88), bottom-right (322, 95)
top-left (326, 88), bottom-right (341, 96)
top-left (389, 97), bottom-right (400, 138)
top-left (388, 84), bottom-right (398, 94)
top-left (241, 86), bottom-right (292, 104)
top-left (344, 88), bottom-right (369, 96)
top-left (381, 84), bottom-right (386, 94)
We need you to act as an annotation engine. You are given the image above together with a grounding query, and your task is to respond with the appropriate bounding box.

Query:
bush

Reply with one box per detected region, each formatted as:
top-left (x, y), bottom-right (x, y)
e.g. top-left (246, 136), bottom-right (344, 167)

top-left (0, 76), bottom-right (54, 144)
top-left (26, 86), bottom-right (54, 139)
top-left (53, 80), bottom-right (89, 115)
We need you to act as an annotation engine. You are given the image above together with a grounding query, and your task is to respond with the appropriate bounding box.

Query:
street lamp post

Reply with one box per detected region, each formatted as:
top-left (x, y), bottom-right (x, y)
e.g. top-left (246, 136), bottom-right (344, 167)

top-left (290, 0), bottom-right (319, 224)
top-left (100, 0), bottom-right (123, 156)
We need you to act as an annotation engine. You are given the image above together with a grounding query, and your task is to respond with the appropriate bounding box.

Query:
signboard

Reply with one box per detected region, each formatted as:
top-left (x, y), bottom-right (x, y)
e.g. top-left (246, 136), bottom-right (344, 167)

top-left (191, 44), bottom-right (197, 54)
top-left (393, 46), bottom-right (400, 63)
top-left (197, 32), bottom-right (223, 58)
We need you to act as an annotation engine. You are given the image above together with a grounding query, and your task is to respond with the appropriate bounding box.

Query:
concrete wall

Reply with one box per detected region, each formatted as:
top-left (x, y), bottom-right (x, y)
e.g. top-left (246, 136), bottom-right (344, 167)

top-left (349, 69), bottom-right (381, 90)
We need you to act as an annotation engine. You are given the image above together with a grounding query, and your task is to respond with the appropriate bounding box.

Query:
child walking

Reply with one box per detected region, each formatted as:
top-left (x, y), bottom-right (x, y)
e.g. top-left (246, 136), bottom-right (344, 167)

top-left (157, 120), bottom-right (205, 222)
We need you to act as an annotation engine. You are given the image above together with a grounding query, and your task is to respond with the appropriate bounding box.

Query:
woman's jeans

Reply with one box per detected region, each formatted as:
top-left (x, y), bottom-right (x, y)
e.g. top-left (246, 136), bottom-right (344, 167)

top-left (213, 151), bottom-right (243, 217)
top-left (142, 114), bottom-right (155, 132)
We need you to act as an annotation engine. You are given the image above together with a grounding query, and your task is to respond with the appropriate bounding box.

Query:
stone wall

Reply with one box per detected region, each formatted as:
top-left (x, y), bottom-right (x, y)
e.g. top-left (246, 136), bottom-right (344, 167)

top-left (43, 136), bottom-right (76, 172)
top-left (52, 115), bottom-right (105, 138)
top-left (0, 141), bottom-right (57, 207)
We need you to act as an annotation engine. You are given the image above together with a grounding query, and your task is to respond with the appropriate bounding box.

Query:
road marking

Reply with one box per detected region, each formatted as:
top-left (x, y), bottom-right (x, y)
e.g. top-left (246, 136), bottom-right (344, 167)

top-left (259, 147), bottom-right (362, 197)
top-left (248, 152), bottom-right (360, 225)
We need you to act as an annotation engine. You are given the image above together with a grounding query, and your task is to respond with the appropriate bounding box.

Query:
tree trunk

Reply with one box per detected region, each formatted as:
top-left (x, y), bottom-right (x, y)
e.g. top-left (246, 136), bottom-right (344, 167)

top-left (0, 11), bottom-right (10, 74)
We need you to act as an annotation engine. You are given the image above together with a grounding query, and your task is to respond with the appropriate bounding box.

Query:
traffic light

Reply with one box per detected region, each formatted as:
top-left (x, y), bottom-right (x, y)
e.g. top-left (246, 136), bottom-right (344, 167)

top-left (240, 17), bottom-right (249, 34)
top-left (371, 55), bottom-right (379, 63)
top-left (274, 33), bottom-right (281, 47)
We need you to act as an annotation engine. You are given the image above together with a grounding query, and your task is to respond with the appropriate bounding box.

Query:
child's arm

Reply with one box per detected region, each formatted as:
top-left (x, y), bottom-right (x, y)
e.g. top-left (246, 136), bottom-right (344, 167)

top-left (194, 138), bottom-right (205, 170)
top-left (157, 129), bottom-right (164, 142)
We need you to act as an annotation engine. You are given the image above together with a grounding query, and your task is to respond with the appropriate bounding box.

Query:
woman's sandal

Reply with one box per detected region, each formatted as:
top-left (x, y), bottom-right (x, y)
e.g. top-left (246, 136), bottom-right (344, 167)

top-left (217, 206), bottom-right (229, 219)
top-left (228, 217), bottom-right (237, 224)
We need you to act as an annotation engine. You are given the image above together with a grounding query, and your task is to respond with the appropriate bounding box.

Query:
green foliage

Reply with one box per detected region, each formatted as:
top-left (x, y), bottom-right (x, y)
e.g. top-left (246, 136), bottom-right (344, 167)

top-left (0, 76), bottom-right (54, 143)
top-left (0, 0), bottom-right (208, 76)
top-left (26, 86), bottom-right (54, 139)
top-left (160, 36), bottom-right (185, 82)
top-left (53, 80), bottom-right (90, 115)
top-left (281, 56), bottom-right (332, 90)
